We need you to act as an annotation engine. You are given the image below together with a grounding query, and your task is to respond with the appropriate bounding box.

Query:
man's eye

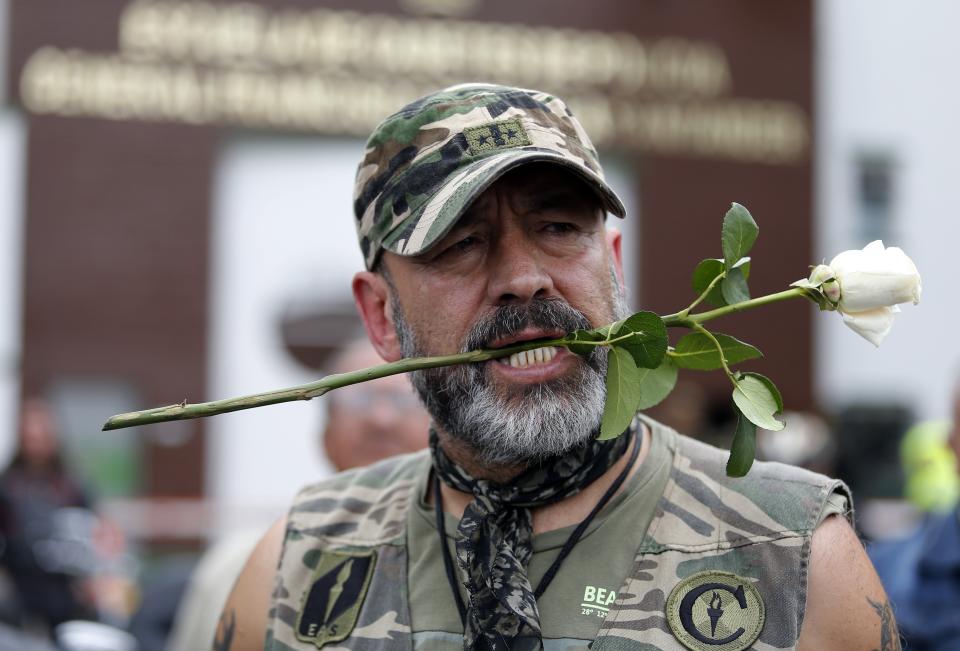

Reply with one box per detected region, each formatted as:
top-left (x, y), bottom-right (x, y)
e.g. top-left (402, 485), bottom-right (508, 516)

top-left (441, 235), bottom-right (480, 256)
top-left (454, 236), bottom-right (479, 250)
top-left (544, 222), bottom-right (577, 234)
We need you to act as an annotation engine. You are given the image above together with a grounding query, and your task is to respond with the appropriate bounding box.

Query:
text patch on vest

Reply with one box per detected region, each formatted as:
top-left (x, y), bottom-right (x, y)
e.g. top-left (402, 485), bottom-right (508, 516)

top-left (295, 549), bottom-right (376, 648)
top-left (665, 571), bottom-right (765, 651)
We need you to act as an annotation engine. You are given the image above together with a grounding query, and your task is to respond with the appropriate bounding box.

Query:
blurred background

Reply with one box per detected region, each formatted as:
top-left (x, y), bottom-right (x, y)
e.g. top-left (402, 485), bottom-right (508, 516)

top-left (0, 0), bottom-right (955, 648)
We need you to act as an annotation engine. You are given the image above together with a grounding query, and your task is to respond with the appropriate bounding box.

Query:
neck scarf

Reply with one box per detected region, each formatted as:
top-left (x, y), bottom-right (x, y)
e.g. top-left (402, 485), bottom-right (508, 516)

top-left (430, 429), bottom-right (633, 651)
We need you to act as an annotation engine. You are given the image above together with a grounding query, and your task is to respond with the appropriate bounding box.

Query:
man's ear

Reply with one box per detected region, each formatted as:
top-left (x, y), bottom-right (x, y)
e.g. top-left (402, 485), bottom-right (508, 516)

top-left (352, 271), bottom-right (402, 362)
top-left (605, 227), bottom-right (625, 285)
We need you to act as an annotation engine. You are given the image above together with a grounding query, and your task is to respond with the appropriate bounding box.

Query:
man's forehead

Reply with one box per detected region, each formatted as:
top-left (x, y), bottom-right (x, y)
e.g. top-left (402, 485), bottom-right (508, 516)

top-left (459, 165), bottom-right (599, 217)
top-left (488, 164), bottom-right (589, 192)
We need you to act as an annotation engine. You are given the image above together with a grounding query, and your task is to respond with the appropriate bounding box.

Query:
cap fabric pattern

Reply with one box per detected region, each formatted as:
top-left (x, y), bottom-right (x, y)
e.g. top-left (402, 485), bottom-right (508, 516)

top-left (353, 83), bottom-right (627, 269)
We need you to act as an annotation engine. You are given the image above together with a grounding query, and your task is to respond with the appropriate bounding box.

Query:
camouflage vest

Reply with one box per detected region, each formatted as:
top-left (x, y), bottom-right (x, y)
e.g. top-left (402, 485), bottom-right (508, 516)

top-left (266, 428), bottom-right (850, 650)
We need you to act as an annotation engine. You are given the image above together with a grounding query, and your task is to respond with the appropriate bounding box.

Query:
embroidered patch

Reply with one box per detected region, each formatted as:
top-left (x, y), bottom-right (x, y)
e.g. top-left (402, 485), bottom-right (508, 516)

top-left (295, 549), bottom-right (376, 648)
top-left (464, 118), bottom-right (531, 155)
top-left (665, 571), bottom-right (765, 651)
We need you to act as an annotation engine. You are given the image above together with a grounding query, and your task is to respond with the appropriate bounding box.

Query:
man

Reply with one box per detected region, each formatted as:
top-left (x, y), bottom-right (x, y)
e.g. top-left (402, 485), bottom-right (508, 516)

top-left (219, 84), bottom-right (899, 651)
top-left (869, 382), bottom-right (960, 650)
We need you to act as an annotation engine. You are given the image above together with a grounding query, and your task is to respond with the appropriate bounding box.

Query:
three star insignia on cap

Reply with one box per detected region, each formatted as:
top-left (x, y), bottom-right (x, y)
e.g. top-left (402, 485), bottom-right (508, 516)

top-left (464, 119), bottom-right (531, 156)
top-left (666, 571), bottom-right (765, 651)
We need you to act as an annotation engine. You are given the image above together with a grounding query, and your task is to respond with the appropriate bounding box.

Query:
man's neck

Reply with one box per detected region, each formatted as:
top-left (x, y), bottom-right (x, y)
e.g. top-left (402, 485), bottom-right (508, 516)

top-left (432, 430), bottom-right (528, 483)
top-left (431, 423), bottom-right (650, 535)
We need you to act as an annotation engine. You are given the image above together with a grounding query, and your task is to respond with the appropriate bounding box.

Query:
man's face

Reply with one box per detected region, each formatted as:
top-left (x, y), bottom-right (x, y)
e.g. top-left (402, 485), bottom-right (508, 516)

top-left (324, 373), bottom-right (431, 471)
top-left (380, 164), bottom-right (627, 464)
top-left (20, 400), bottom-right (59, 467)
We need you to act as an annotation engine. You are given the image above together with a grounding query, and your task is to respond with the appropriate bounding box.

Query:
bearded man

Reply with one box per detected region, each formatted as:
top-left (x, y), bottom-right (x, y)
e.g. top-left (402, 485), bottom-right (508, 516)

top-left (219, 84), bottom-right (899, 651)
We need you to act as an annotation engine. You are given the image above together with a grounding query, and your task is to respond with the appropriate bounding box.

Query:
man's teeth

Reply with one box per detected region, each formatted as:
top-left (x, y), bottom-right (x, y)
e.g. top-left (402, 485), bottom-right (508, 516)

top-left (500, 346), bottom-right (558, 368)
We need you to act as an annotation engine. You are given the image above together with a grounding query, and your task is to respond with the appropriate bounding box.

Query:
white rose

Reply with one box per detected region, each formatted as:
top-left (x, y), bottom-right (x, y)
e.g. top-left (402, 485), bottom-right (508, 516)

top-left (801, 240), bottom-right (921, 346)
top-left (828, 240), bottom-right (921, 312)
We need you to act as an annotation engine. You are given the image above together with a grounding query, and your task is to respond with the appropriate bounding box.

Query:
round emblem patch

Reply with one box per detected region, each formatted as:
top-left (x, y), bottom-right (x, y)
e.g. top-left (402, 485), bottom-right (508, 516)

top-left (665, 571), bottom-right (765, 651)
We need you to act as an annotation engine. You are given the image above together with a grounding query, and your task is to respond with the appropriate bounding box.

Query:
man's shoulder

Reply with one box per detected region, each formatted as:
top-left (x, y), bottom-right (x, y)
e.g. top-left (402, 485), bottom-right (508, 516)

top-left (656, 423), bottom-right (851, 537)
top-left (284, 450), bottom-right (431, 547)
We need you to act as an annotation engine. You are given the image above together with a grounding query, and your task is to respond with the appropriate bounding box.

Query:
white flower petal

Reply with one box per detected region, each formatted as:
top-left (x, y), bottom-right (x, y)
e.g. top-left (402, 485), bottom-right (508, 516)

top-left (880, 246), bottom-right (919, 275)
top-left (837, 270), bottom-right (921, 312)
top-left (827, 240), bottom-right (921, 312)
top-left (828, 249), bottom-right (861, 275)
top-left (862, 239), bottom-right (886, 255)
top-left (840, 306), bottom-right (897, 347)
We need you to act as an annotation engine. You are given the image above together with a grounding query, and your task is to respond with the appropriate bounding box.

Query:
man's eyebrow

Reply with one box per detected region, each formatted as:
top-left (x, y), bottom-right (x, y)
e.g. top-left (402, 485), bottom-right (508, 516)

top-left (454, 207), bottom-right (484, 228)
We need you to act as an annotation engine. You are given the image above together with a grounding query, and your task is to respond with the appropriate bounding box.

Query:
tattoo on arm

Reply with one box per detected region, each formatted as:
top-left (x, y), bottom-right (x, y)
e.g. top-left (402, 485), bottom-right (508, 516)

top-left (213, 608), bottom-right (237, 651)
top-left (867, 597), bottom-right (901, 651)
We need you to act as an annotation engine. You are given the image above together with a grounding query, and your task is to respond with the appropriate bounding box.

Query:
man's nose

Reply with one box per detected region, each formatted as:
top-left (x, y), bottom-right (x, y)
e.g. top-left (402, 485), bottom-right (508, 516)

top-left (486, 233), bottom-right (555, 304)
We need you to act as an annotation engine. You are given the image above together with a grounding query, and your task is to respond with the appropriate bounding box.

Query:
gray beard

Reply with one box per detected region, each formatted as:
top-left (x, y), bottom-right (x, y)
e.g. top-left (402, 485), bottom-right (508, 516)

top-left (390, 276), bottom-right (629, 465)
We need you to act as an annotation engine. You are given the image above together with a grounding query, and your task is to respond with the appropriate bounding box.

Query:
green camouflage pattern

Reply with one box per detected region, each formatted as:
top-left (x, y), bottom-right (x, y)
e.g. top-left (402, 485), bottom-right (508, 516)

top-left (266, 422), bottom-right (849, 650)
top-left (353, 83), bottom-right (627, 269)
top-left (593, 430), bottom-right (852, 650)
top-left (266, 452), bottom-right (428, 650)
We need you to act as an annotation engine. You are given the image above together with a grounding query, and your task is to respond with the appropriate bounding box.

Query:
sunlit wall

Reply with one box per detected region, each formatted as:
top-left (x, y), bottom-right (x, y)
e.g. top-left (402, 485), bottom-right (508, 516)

top-left (0, 108), bottom-right (24, 467)
top-left (816, 0), bottom-right (959, 422)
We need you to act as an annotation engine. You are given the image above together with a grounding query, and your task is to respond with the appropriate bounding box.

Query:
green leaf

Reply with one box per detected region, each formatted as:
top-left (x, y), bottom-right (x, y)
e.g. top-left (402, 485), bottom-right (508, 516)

top-left (636, 358), bottom-right (678, 409)
top-left (614, 311), bottom-right (668, 369)
top-left (672, 333), bottom-right (763, 370)
top-left (566, 328), bottom-right (604, 358)
top-left (720, 266), bottom-right (750, 304)
top-left (732, 374), bottom-right (784, 431)
top-left (721, 202), bottom-right (759, 269)
top-left (732, 256), bottom-right (751, 276)
top-left (725, 408), bottom-right (758, 477)
top-left (741, 371), bottom-right (784, 412)
top-left (603, 322), bottom-right (622, 339)
top-left (692, 258), bottom-right (726, 307)
top-left (599, 347), bottom-right (644, 440)
top-left (692, 257), bottom-right (751, 308)
top-left (586, 320), bottom-right (623, 341)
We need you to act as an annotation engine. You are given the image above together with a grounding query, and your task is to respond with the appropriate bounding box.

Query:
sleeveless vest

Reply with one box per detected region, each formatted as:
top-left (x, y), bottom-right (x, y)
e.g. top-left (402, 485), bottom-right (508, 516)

top-left (266, 427), bottom-right (851, 650)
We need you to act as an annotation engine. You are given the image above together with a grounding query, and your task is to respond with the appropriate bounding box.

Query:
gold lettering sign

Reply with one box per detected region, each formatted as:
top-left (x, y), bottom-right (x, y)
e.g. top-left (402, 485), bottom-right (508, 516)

top-left (18, 0), bottom-right (809, 164)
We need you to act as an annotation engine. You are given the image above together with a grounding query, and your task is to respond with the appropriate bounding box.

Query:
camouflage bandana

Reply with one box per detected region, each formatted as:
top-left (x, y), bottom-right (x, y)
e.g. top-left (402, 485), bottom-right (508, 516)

top-left (353, 83), bottom-right (627, 269)
top-left (430, 427), bottom-right (633, 650)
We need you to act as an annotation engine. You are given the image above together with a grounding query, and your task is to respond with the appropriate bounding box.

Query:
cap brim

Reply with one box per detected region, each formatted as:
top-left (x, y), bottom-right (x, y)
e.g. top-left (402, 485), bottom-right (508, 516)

top-left (380, 150), bottom-right (626, 259)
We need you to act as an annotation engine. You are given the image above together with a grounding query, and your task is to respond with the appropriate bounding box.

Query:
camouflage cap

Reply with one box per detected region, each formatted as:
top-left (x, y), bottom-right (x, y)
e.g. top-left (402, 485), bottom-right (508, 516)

top-left (353, 83), bottom-right (627, 269)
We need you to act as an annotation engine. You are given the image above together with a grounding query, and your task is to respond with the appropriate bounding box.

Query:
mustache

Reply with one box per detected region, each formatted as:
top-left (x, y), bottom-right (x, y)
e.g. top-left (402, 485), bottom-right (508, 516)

top-left (461, 298), bottom-right (593, 353)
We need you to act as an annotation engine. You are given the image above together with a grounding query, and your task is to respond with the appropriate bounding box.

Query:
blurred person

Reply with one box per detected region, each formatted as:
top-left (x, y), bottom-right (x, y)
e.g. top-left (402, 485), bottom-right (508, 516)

top-left (222, 84), bottom-right (897, 651)
top-left (163, 532), bottom-right (259, 651)
top-left (756, 411), bottom-right (837, 476)
top-left (323, 337), bottom-right (431, 471)
top-left (163, 339), bottom-right (429, 651)
top-left (869, 382), bottom-right (960, 650)
top-left (646, 379), bottom-right (707, 440)
top-left (900, 420), bottom-right (959, 513)
top-left (0, 398), bottom-right (94, 633)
